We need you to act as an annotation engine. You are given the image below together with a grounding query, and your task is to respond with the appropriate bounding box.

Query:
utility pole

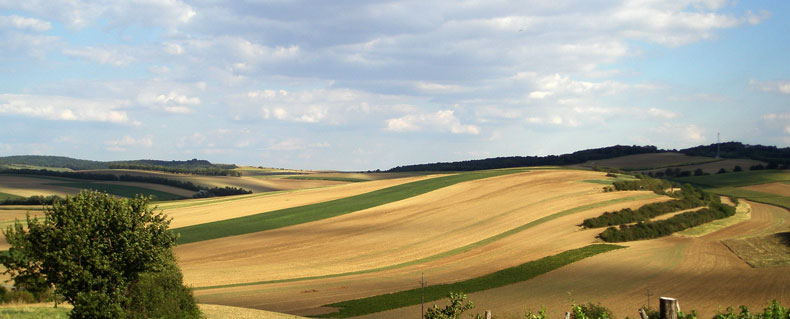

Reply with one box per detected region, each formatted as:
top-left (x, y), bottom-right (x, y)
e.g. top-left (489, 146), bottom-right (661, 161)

top-left (647, 288), bottom-right (654, 309)
top-left (420, 273), bottom-right (427, 319)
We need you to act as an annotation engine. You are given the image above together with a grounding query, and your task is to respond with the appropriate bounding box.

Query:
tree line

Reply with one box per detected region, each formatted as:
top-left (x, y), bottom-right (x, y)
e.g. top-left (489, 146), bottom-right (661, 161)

top-left (388, 145), bottom-right (660, 172)
top-left (0, 168), bottom-right (252, 199)
top-left (584, 183), bottom-right (716, 228)
top-left (108, 163), bottom-right (241, 176)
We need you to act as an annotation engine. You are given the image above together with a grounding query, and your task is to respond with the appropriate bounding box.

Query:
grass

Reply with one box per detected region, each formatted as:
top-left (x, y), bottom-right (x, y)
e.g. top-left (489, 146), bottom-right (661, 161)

top-left (173, 169), bottom-right (528, 245)
top-left (707, 187), bottom-right (790, 210)
top-left (321, 244), bottom-right (625, 318)
top-left (284, 176), bottom-right (369, 182)
top-left (676, 201), bottom-right (751, 237)
top-left (49, 182), bottom-right (186, 201)
top-left (723, 232), bottom-right (790, 267)
top-left (193, 193), bottom-right (657, 290)
top-left (674, 170), bottom-right (790, 188)
top-left (0, 305), bottom-right (70, 319)
top-left (0, 192), bottom-right (24, 201)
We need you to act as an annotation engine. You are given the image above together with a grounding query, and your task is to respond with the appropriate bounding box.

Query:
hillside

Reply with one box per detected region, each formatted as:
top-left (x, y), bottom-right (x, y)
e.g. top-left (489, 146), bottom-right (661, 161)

top-left (0, 155), bottom-right (237, 175)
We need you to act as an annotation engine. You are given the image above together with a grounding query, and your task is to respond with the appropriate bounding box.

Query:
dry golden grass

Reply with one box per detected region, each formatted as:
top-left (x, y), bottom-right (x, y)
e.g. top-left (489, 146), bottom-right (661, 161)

top-left (357, 201), bottom-right (790, 319)
top-left (742, 182), bottom-right (790, 197)
top-left (165, 174), bottom-right (440, 228)
top-left (181, 170), bottom-right (669, 315)
top-left (199, 304), bottom-right (308, 319)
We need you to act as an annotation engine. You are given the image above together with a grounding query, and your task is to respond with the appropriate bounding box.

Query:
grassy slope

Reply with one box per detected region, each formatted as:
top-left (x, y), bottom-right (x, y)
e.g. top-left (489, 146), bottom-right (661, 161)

top-left (707, 188), bottom-right (790, 210)
top-left (50, 182), bottom-right (186, 201)
top-left (322, 244), bottom-right (625, 318)
top-left (0, 306), bottom-right (70, 319)
top-left (0, 192), bottom-right (24, 201)
top-left (173, 169), bottom-right (526, 244)
top-left (284, 176), bottom-right (369, 182)
top-left (674, 170), bottom-right (790, 188)
top-left (193, 193), bottom-right (657, 290)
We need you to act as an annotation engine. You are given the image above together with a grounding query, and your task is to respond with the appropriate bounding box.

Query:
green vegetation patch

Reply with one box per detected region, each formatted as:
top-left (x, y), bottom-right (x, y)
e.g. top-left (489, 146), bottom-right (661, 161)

top-left (708, 187), bottom-right (790, 210)
top-left (194, 193), bottom-right (656, 290)
top-left (174, 169), bottom-right (527, 245)
top-left (284, 176), bottom-right (369, 182)
top-left (675, 170), bottom-right (790, 188)
top-left (49, 182), bottom-right (186, 201)
top-left (723, 232), bottom-right (790, 267)
top-left (0, 192), bottom-right (23, 201)
top-left (677, 202), bottom-right (752, 237)
top-left (322, 244), bottom-right (625, 318)
top-left (0, 306), bottom-right (71, 319)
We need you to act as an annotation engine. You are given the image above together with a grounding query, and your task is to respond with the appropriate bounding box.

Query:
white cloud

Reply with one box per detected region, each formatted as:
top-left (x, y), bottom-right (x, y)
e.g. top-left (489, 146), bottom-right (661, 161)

top-left (62, 46), bottom-right (136, 66)
top-left (651, 123), bottom-right (706, 144)
top-left (104, 135), bottom-right (153, 152)
top-left (414, 82), bottom-right (467, 94)
top-left (137, 91), bottom-right (200, 114)
top-left (385, 110), bottom-right (480, 135)
top-left (647, 108), bottom-right (678, 119)
top-left (0, 15), bottom-right (51, 32)
top-left (0, 94), bottom-right (133, 124)
top-left (268, 138), bottom-right (330, 151)
top-left (2, 0), bottom-right (195, 29)
top-left (751, 79), bottom-right (790, 94)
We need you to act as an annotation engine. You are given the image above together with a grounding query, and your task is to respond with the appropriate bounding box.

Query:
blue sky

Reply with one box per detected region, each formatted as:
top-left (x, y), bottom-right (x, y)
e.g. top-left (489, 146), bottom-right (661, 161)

top-left (1, 0), bottom-right (788, 170)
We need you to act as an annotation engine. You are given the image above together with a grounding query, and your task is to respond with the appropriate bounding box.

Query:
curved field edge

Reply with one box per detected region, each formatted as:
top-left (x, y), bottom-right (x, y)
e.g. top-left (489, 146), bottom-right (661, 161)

top-left (193, 193), bottom-right (656, 290)
top-left (319, 244), bottom-right (625, 318)
top-left (173, 169), bottom-right (527, 244)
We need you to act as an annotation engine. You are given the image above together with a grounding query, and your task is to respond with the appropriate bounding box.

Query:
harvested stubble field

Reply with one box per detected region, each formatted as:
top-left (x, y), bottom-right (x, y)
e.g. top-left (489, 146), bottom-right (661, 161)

top-left (580, 152), bottom-right (718, 170)
top-left (174, 169), bottom-right (671, 316)
top-left (359, 201), bottom-right (790, 319)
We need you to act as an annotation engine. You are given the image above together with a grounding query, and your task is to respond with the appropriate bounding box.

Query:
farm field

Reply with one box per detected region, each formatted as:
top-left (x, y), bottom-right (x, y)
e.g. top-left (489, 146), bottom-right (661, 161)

top-left (576, 152), bottom-right (766, 175)
top-left (174, 169), bottom-right (672, 316)
top-left (0, 175), bottom-right (188, 201)
top-left (359, 201), bottom-right (790, 319)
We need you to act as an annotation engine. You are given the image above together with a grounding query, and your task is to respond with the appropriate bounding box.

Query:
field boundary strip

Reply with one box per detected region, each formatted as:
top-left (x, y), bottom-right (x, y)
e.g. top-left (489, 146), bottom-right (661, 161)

top-left (193, 193), bottom-right (656, 290)
top-left (320, 244), bottom-right (625, 318)
top-left (173, 169), bottom-right (528, 244)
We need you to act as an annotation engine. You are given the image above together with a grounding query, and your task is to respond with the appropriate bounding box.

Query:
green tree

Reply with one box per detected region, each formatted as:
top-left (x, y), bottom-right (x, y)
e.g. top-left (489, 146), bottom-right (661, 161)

top-left (425, 292), bottom-right (477, 319)
top-left (1, 191), bottom-right (199, 319)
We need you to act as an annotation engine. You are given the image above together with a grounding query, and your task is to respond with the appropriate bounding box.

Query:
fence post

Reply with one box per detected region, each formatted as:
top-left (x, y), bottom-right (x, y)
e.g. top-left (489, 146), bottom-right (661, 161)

top-left (565, 311), bottom-right (571, 319)
top-left (660, 297), bottom-right (679, 319)
top-left (484, 310), bottom-right (492, 319)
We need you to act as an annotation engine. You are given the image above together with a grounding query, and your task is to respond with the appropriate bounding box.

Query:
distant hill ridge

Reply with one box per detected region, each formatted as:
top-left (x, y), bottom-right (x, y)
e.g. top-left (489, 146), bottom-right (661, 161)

top-left (387, 142), bottom-right (790, 172)
top-left (0, 155), bottom-right (236, 171)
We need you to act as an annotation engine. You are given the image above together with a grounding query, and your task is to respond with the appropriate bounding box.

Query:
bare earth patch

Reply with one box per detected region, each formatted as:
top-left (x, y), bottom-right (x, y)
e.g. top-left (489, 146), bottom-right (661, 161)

top-left (742, 182), bottom-right (790, 197)
top-left (723, 232), bottom-right (790, 267)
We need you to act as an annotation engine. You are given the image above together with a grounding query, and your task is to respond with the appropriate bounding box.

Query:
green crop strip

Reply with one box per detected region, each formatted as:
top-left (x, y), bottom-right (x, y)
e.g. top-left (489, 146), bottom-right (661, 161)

top-left (193, 193), bottom-right (655, 290)
top-left (674, 170), bottom-right (790, 188)
top-left (321, 244), bottom-right (625, 318)
top-left (173, 169), bottom-right (527, 245)
top-left (708, 187), bottom-right (790, 210)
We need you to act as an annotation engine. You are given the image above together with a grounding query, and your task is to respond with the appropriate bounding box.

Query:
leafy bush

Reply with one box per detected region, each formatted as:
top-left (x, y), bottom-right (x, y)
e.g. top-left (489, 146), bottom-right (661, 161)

top-left (425, 292), bottom-right (476, 319)
top-left (124, 261), bottom-right (201, 319)
top-left (599, 202), bottom-right (736, 242)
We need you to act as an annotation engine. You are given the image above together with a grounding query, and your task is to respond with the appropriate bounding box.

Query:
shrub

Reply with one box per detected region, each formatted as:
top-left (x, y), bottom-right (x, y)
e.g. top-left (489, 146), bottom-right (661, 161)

top-left (125, 260), bottom-right (201, 319)
top-left (578, 302), bottom-right (615, 319)
top-left (425, 292), bottom-right (477, 319)
top-left (733, 166), bottom-right (742, 172)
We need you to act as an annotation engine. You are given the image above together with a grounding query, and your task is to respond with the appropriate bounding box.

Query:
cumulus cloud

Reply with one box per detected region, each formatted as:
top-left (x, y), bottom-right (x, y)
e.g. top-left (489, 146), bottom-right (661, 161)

top-left (385, 110), bottom-right (480, 135)
top-left (104, 135), bottom-right (153, 152)
top-left (268, 138), bottom-right (330, 151)
top-left (0, 94), bottom-right (134, 124)
top-left (137, 91), bottom-right (201, 114)
top-left (650, 123), bottom-right (706, 144)
top-left (0, 15), bottom-right (51, 32)
top-left (2, 0), bottom-right (195, 29)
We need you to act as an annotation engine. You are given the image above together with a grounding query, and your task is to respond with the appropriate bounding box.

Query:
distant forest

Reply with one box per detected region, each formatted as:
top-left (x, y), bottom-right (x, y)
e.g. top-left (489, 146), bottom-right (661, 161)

top-left (388, 145), bottom-right (660, 172)
top-left (387, 142), bottom-right (790, 172)
top-left (0, 156), bottom-right (238, 176)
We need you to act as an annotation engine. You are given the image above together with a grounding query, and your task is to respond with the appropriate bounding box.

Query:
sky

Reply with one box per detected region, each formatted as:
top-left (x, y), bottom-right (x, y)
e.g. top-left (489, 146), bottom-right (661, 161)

top-left (0, 0), bottom-right (788, 171)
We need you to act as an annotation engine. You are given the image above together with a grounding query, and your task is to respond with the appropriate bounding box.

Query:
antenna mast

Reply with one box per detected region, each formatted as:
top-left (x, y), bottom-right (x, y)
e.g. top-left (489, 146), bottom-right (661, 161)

top-left (716, 132), bottom-right (720, 159)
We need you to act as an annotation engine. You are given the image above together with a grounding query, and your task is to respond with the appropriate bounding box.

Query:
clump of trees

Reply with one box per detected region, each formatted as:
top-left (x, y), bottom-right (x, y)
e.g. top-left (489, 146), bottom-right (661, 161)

top-left (192, 186), bottom-right (252, 198)
top-left (598, 202), bottom-right (735, 242)
top-left (109, 163), bottom-right (241, 176)
top-left (0, 191), bottom-right (201, 318)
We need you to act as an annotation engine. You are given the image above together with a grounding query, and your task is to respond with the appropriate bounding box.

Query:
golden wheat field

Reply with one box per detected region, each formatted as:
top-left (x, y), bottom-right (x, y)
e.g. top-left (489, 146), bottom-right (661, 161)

top-left (174, 170), bottom-right (676, 316)
top-left (360, 201), bottom-right (790, 319)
